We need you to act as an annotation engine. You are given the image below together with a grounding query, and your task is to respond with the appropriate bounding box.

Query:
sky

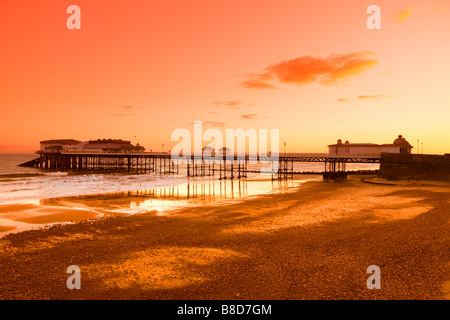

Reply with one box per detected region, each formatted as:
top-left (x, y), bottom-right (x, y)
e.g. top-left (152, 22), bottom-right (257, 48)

top-left (1, 0), bottom-right (449, 154)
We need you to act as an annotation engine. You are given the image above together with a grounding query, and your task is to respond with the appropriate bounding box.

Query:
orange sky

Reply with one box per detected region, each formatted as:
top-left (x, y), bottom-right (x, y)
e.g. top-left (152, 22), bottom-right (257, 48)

top-left (1, 0), bottom-right (449, 154)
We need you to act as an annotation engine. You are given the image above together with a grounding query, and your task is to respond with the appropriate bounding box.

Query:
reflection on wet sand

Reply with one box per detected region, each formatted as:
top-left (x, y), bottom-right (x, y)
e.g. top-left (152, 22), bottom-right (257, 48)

top-left (40, 177), bottom-right (309, 216)
top-left (0, 176), bottom-right (318, 237)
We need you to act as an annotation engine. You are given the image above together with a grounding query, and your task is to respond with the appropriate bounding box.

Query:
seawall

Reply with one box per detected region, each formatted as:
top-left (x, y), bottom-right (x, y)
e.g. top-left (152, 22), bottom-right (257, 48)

top-left (379, 153), bottom-right (450, 181)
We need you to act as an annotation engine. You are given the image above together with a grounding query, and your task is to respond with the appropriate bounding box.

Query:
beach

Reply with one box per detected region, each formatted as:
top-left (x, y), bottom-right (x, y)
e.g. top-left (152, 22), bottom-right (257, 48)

top-left (0, 176), bottom-right (448, 300)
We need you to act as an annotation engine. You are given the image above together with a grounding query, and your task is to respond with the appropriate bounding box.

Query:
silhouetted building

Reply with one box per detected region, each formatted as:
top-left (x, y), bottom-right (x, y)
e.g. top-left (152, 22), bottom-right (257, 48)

top-left (40, 139), bottom-right (82, 152)
top-left (67, 139), bottom-right (145, 153)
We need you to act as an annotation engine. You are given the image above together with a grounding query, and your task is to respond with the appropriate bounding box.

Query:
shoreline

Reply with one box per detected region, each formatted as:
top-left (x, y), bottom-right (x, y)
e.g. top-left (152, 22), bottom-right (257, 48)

top-left (0, 175), bottom-right (318, 238)
top-left (0, 176), bottom-right (448, 299)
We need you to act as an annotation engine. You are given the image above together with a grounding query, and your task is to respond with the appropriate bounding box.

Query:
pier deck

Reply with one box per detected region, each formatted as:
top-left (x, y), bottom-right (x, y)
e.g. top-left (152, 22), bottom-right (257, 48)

top-left (19, 151), bottom-right (380, 180)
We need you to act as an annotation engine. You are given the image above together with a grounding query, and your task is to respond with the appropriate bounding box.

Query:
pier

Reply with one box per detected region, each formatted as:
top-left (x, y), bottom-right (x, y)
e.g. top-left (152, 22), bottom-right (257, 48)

top-left (19, 151), bottom-right (381, 180)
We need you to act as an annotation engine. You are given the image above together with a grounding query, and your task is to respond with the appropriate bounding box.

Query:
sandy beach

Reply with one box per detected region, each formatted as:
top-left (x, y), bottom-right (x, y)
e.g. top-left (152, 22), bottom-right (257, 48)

top-left (0, 176), bottom-right (448, 300)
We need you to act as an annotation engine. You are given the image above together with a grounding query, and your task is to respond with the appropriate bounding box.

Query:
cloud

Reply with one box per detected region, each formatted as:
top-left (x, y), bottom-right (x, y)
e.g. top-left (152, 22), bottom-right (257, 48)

top-left (241, 52), bottom-right (378, 89)
top-left (241, 72), bottom-right (277, 89)
top-left (225, 100), bottom-right (241, 108)
top-left (357, 95), bottom-right (390, 99)
top-left (114, 105), bottom-right (139, 116)
top-left (190, 121), bottom-right (226, 128)
top-left (357, 95), bottom-right (383, 99)
top-left (338, 94), bottom-right (391, 102)
top-left (205, 121), bottom-right (226, 127)
top-left (213, 100), bottom-right (243, 109)
top-left (241, 78), bottom-right (277, 90)
top-left (241, 114), bottom-right (257, 120)
top-left (394, 8), bottom-right (412, 22)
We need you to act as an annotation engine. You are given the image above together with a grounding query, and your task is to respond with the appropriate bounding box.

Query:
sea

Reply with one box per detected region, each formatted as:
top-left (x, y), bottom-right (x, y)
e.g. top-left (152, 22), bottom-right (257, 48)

top-left (0, 153), bottom-right (379, 236)
top-left (0, 153), bottom-right (379, 205)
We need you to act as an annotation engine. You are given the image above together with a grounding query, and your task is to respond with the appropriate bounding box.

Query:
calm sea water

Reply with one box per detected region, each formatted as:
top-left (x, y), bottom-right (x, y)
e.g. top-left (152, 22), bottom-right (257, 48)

top-left (0, 153), bottom-right (379, 237)
top-left (0, 153), bottom-right (379, 204)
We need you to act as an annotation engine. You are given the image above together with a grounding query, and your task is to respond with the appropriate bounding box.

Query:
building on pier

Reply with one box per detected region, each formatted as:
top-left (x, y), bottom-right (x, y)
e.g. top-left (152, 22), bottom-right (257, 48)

top-left (67, 139), bottom-right (145, 153)
top-left (40, 139), bottom-right (82, 152)
top-left (40, 138), bottom-right (145, 154)
top-left (328, 135), bottom-right (413, 156)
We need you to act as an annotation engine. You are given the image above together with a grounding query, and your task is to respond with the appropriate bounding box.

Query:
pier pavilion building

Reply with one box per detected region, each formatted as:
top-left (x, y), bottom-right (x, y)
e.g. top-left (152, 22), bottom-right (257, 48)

top-left (328, 135), bottom-right (413, 156)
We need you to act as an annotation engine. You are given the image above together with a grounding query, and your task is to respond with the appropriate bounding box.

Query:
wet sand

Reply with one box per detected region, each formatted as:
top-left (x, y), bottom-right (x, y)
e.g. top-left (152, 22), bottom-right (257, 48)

top-left (0, 177), bottom-right (448, 299)
top-left (0, 177), bottom-right (307, 237)
top-left (0, 203), bottom-right (103, 237)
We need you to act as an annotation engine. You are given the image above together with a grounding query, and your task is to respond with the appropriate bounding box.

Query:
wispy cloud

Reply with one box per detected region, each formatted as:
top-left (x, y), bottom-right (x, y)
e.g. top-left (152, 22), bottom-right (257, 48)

top-left (190, 121), bottom-right (226, 127)
top-left (241, 78), bottom-right (277, 90)
top-left (114, 105), bottom-right (140, 116)
top-left (338, 95), bottom-right (391, 102)
top-left (213, 100), bottom-right (243, 109)
top-left (206, 121), bottom-right (225, 127)
top-left (357, 95), bottom-right (391, 99)
top-left (394, 8), bottom-right (412, 22)
top-left (241, 114), bottom-right (257, 120)
top-left (241, 52), bottom-right (378, 89)
top-left (113, 106), bottom-right (136, 117)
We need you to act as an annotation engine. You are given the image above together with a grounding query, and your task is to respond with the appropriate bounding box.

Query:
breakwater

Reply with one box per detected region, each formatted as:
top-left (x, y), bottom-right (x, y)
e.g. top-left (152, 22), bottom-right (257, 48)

top-left (379, 153), bottom-right (450, 181)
